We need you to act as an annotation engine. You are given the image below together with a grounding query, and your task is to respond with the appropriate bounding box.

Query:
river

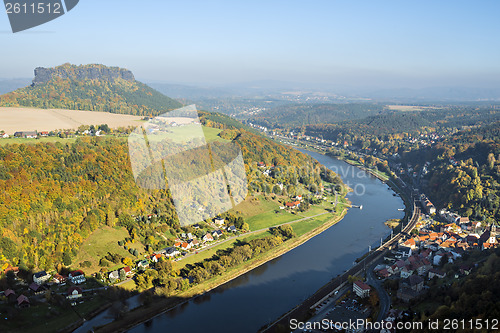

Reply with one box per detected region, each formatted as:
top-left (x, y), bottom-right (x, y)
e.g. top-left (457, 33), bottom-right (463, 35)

top-left (120, 150), bottom-right (404, 333)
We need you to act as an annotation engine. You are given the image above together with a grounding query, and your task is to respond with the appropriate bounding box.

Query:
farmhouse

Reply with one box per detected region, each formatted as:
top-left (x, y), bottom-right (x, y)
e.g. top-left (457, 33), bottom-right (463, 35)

top-left (14, 131), bottom-right (37, 138)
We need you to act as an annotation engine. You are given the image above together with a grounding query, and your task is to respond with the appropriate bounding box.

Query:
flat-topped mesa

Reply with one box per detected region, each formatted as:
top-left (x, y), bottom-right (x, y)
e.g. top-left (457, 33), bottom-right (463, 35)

top-left (32, 64), bottom-right (135, 86)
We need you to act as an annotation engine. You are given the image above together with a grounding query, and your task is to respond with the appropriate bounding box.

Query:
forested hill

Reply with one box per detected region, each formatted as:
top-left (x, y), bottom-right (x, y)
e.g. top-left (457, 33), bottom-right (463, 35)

top-left (249, 103), bottom-right (384, 128)
top-left (0, 112), bottom-right (341, 271)
top-left (402, 122), bottom-right (500, 222)
top-left (0, 63), bottom-right (182, 116)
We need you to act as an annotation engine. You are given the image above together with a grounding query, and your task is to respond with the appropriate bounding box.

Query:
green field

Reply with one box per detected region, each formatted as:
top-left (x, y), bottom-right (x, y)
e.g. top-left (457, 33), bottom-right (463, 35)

top-left (291, 214), bottom-right (332, 237)
top-left (178, 231), bottom-right (270, 268)
top-left (202, 126), bottom-right (228, 142)
top-left (145, 125), bottom-right (227, 144)
top-left (73, 226), bottom-right (145, 275)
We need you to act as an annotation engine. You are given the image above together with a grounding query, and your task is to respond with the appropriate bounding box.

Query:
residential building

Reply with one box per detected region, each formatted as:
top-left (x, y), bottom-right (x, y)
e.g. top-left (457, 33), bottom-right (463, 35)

top-left (353, 280), bottom-right (371, 298)
top-left (66, 287), bottom-right (83, 300)
top-left (33, 271), bottom-right (50, 285)
top-left (69, 270), bottom-right (86, 284)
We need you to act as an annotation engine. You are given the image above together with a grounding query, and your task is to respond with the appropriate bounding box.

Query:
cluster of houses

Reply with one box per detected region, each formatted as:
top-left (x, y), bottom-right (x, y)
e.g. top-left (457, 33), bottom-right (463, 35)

top-left (420, 194), bottom-right (436, 215)
top-left (373, 214), bottom-right (498, 303)
top-left (1, 268), bottom-right (87, 308)
top-left (281, 195), bottom-right (303, 210)
top-left (170, 223), bottom-right (234, 252)
top-left (257, 161), bottom-right (276, 177)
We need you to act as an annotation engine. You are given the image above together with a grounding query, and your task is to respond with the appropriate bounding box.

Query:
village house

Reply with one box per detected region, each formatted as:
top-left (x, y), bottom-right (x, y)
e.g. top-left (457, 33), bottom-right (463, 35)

top-left (120, 266), bottom-right (133, 277)
top-left (109, 270), bottom-right (119, 282)
top-left (181, 242), bottom-right (191, 250)
top-left (165, 247), bottom-right (180, 257)
top-left (33, 271), bottom-right (51, 285)
top-left (428, 268), bottom-right (446, 279)
top-left (3, 265), bottom-right (19, 276)
top-left (17, 295), bottom-right (30, 308)
top-left (151, 253), bottom-right (162, 263)
top-left (214, 218), bottom-right (225, 226)
top-left (14, 131), bottom-right (37, 139)
top-left (52, 273), bottom-right (67, 284)
top-left (69, 270), bottom-right (86, 284)
top-left (399, 266), bottom-right (413, 279)
top-left (29, 282), bottom-right (46, 295)
top-left (5, 289), bottom-right (16, 303)
top-left (137, 260), bottom-right (149, 269)
top-left (285, 201), bottom-right (301, 209)
top-left (66, 286), bottom-right (83, 300)
top-left (228, 225), bottom-right (237, 232)
top-left (203, 233), bottom-right (214, 242)
top-left (402, 238), bottom-right (417, 249)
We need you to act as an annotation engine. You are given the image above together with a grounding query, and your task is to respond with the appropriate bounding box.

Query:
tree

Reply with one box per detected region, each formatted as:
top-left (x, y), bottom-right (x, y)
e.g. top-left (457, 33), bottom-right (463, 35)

top-left (278, 224), bottom-right (296, 239)
top-left (119, 269), bottom-right (126, 281)
top-left (122, 257), bottom-right (134, 266)
top-left (62, 252), bottom-right (72, 266)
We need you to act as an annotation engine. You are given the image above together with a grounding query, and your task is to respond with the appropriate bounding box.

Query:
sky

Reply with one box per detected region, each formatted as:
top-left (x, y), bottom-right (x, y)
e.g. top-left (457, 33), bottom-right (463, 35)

top-left (1, 0), bottom-right (500, 89)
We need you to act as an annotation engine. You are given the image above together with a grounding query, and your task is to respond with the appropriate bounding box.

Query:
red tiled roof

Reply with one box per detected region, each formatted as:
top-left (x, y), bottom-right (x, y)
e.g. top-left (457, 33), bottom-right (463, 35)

top-left (70, 270), bottom-right (84, 277)
top-left (67, 286), bottom-right (82, 295)
top-left (354, 280), bottom-right (371, 291)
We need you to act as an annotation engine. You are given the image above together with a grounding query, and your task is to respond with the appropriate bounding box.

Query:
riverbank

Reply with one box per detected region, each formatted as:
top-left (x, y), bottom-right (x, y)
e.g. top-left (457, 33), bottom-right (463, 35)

top-left (93, 207), bottom-right (349, 333)
top-left (324, 151), bottom-right (412, 228)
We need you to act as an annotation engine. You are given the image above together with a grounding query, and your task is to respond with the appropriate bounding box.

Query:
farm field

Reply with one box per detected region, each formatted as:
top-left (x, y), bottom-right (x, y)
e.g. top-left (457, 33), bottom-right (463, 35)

top-left (0, 106), bottom-right (144, 135)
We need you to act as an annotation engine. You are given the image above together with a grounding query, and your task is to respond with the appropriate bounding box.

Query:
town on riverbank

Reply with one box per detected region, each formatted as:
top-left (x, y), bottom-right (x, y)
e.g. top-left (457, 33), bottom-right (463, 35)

top-left (254, 130), bottom-right (499, 333)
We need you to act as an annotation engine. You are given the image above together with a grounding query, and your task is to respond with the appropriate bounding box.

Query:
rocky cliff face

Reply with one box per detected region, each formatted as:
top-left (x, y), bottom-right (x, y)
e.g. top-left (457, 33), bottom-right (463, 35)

top-left (32, 64), bottom-right (135, 86)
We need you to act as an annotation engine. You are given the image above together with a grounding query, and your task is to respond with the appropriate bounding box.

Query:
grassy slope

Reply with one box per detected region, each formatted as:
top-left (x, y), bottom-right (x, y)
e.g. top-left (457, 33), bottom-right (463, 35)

top-left (73, 226), bottom-right (144, 275)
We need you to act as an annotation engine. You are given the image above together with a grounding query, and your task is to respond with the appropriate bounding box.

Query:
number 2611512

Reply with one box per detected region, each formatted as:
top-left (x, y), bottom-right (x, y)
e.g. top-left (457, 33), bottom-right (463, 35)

top-left (5, 2), bottom-right (62, 14)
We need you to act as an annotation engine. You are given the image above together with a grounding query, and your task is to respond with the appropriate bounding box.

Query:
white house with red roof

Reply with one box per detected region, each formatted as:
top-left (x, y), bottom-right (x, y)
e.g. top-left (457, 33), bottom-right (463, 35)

top-left (69, 270), bottom-right (86, 284)
top-left (353, 280), bottom-right (371, 298)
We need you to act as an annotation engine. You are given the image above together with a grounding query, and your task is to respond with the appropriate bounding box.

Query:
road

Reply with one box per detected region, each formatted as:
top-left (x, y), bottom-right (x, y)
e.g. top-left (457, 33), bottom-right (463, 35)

top-left (291, 286), bottom-right (349, 333)
top-left (366, 263), bottom-right (390, 322)
top-left (170, 211), bottom-right (331, 262)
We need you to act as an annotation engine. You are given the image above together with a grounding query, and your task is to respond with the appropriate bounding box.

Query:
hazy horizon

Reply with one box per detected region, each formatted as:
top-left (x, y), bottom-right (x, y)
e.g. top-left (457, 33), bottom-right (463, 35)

top-left (1, 1), bottom-right (500, 92)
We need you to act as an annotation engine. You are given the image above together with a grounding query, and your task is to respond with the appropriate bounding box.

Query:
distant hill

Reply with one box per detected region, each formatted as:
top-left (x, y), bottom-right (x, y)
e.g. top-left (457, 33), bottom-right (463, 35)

top-left (0, 78), bottom-right (31, 95)
top-left (249, 103), bottom-right (384, 128)
top-left (0, 64), bottom-right (182, 116)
